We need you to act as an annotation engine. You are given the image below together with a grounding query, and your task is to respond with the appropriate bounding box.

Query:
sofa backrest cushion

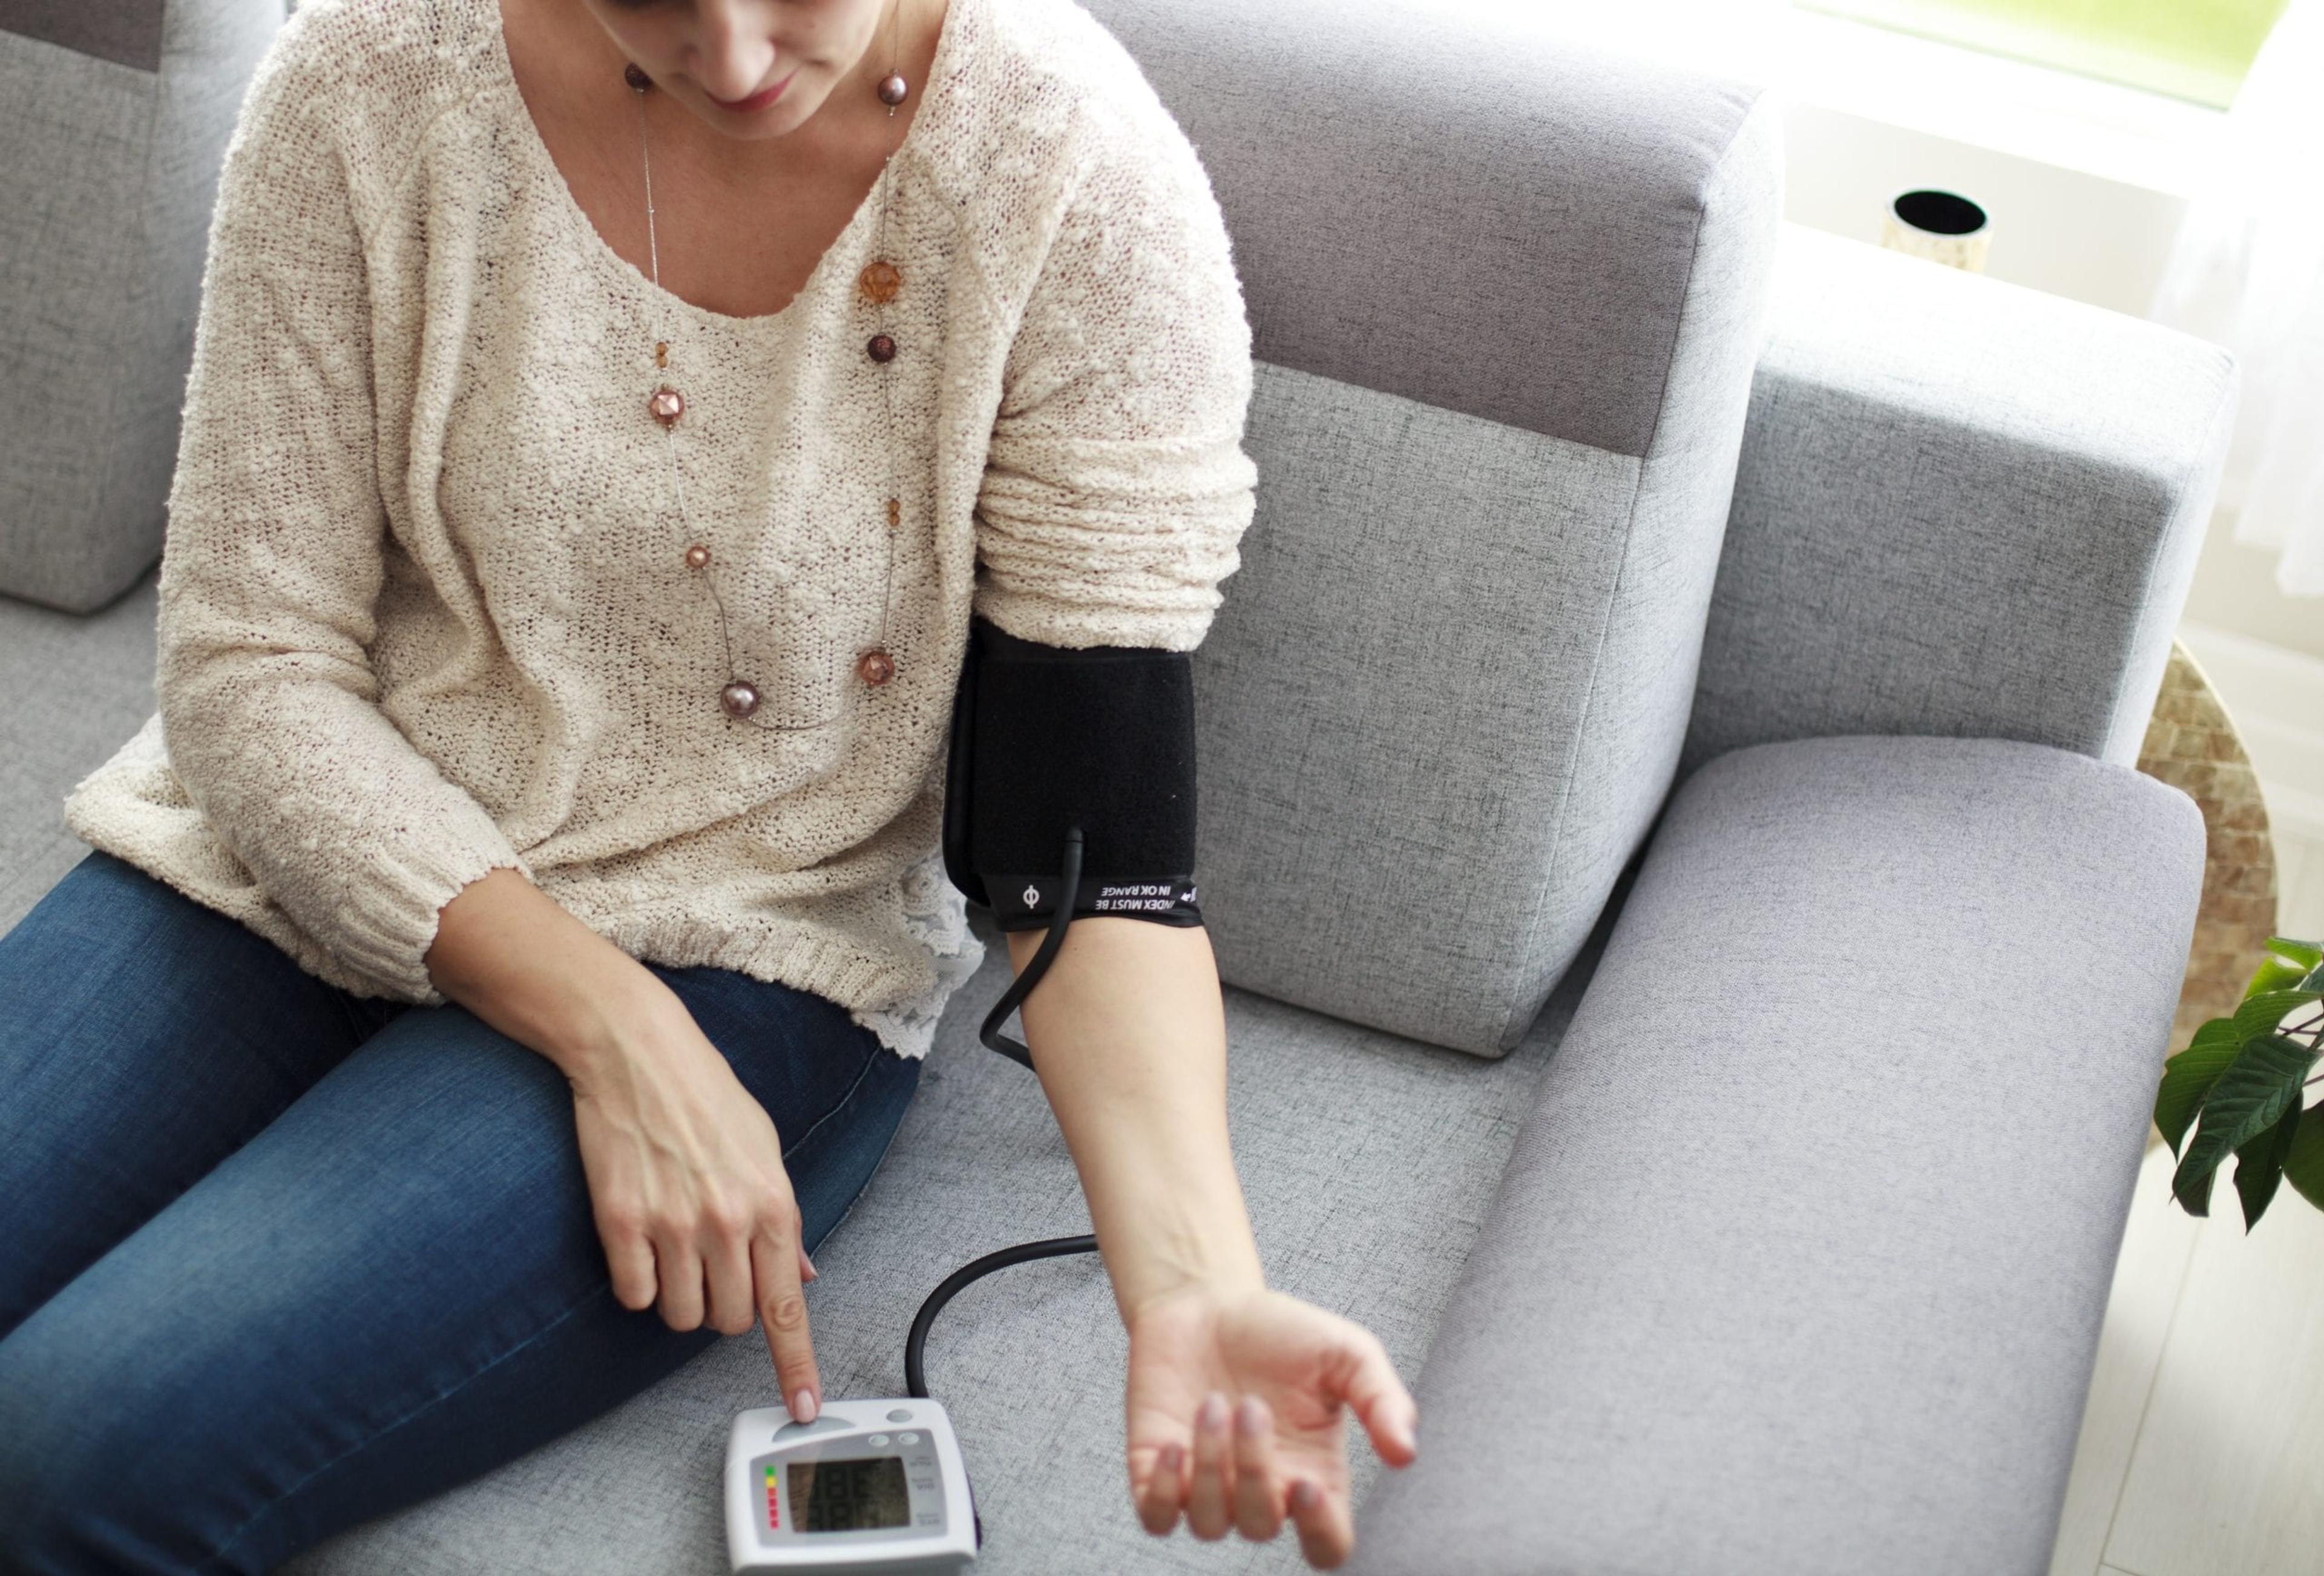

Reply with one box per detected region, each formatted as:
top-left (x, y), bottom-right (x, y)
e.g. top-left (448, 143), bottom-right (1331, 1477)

top-left (1085, 0), bottom-right (1782, 1055)
top-left (0, 0), bottom-right (283, 614)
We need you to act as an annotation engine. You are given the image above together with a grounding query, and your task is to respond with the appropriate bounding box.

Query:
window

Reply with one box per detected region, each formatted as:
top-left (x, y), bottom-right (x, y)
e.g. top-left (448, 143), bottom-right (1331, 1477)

top-left (1797, 0), bottom-right (2289, 106)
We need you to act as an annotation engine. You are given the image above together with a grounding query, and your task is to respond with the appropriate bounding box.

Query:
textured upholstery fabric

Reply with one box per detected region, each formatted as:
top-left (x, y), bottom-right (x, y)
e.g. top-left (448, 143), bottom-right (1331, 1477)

top-left (280, 902), bottom-right (1601, 1576)
top-left (1083, 0), bottom-right (1768, 460)
top-left (1192, 90), bottom-right (1779, 1057)
top-left (0, 0), bottom-right (283, 612)
top-left (0, 567), bottom-right (159, 928)
top-left (1345, 735), bottom-right (2205, 1576)
top-left (1684, 226), bottom-right (2240, 777)
top-left (0, 0), bottom-right (169, 71)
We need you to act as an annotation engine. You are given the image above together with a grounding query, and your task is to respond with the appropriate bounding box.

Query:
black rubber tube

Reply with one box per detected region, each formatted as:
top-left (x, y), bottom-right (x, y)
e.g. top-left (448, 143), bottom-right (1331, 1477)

top-left (977, 826), bottom-right (1083, 1069)
top-left (904, 1232), bottom-right (1102, 1399)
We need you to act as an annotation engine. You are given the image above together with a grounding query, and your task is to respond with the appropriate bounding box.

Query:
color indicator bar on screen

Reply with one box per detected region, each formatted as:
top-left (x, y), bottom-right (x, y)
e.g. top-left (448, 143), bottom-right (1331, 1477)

top-left (765, 1463), bottom-right (780, 1528)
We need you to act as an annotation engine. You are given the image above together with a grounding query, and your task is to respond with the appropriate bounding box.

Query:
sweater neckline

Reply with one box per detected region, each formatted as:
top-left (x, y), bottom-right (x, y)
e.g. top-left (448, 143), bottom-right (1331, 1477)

top-left (482, 0), bottom-right (968, 335)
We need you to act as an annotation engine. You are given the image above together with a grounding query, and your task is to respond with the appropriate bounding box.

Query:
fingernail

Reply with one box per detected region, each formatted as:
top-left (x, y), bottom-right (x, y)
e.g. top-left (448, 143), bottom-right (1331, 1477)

top-left (1198, 1391), bottom-right (1230, 1433)
top-left (802, 1256), bottom-right (819, 1283)
top-left (791, 1387), bottom-right (818, 1423)
top-left (1236, 1396), bottom-right (1265, 1436)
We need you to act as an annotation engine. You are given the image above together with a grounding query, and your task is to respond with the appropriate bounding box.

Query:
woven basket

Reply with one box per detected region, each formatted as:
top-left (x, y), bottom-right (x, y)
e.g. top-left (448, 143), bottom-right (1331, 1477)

top-left (2135, 639), bottom-right (2281, 1052)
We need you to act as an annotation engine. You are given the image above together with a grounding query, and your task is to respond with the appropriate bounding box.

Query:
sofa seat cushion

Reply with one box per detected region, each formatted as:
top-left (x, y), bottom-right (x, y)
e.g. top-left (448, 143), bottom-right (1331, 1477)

top-left (281, 907), bottom-right (1594, 1576)
top-left (0, 566), bottom-right (160, 926)
top-left (1347, 735), bottom-right (2204, 1576)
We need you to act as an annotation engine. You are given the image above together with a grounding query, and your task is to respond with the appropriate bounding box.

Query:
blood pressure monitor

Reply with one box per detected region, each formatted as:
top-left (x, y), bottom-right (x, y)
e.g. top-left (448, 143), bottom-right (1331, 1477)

top-left (724, 1400), bottom-right (977, 1574)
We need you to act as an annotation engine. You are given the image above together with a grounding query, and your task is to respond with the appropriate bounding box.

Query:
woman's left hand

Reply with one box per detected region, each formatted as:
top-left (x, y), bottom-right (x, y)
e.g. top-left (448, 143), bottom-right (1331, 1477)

top-left (1124, 1281), bottom-right (1419, 1569)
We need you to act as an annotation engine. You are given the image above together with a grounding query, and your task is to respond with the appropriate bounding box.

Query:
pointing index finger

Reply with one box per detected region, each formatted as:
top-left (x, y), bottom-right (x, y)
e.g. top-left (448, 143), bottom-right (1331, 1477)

top-left (752, 1224), bottom-right (820, 1422)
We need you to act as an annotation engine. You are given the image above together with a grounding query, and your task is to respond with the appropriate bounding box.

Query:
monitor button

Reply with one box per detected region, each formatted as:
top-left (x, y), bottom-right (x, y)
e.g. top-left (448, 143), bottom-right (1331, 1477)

top-left (867, 1433), bottom-right (891, 1448)
top-left (887, 1408), bottom-right (914, 1423)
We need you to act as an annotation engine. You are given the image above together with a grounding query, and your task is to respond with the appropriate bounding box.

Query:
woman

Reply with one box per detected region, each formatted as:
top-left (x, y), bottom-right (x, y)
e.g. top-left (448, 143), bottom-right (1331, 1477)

top-left (0, 0), bottom-right (1418, 1569)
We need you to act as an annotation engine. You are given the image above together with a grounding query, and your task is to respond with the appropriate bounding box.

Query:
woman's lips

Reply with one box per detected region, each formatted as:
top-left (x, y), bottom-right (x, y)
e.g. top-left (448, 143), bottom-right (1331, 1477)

top-left (708, 69), bottom-right (795, 113)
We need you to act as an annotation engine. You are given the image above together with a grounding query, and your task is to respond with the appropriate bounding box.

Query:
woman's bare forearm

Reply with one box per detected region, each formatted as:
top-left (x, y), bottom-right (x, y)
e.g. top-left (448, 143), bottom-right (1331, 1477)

top-left (425, 864), bottom-right (670, 1077)
top-left (1004, 918), bottom-right (1265, 1322)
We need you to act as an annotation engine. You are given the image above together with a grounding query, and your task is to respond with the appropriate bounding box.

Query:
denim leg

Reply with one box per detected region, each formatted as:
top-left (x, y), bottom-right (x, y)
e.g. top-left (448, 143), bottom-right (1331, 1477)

top-left (0, 850), bottom-right (402, 1339)
top-left (0, 956), bottom-right (921, 1576)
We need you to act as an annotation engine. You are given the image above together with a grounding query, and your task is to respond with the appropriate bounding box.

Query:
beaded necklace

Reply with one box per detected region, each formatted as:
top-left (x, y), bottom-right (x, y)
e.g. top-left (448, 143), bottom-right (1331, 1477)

top-left (622, 0), bottom-right (916, 729)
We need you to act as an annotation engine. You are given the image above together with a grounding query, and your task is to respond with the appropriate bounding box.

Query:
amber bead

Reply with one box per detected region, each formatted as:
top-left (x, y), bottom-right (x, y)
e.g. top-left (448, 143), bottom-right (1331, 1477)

top-left (624, 62), bottom-right (652, 92)
top-left (654, 341), bottom-right (669, 369)
top-left (867, 333), bottom-right (896, 363)
top-left (685, 543), bottom-right (711, 569)
top-left (885, 497), bottom-right (901, 529)
top-left (649, 385), bottom-right (685, 427)
top-left (858, 260), bottom-right (902, 304)
top-left (856, 648), bottom-right (896, 686)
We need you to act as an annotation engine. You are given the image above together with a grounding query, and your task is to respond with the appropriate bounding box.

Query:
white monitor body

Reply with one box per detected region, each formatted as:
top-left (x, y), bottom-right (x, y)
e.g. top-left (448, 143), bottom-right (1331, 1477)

top-left (724, 1400), bottom-right (977, 1576)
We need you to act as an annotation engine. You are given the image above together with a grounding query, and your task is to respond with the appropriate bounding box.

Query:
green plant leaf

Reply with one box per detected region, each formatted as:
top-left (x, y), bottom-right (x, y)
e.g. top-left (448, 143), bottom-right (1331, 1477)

top-left (2156, 1017), bottom-right (2246, 1157)
top-left (2303, 964), bottom-right (2324, 994)
top-left (2265, 937), bottom-right (2324, 971)
top-left (2245, 956), bottom-right (2313, 999)
top-left (2286, 1103), bottom-right (2324, 1213)
top-left (2173, 1034), bottom-right (2320, 1217)
top-left (2231, 988), bottom-right (2323, 1045)
top-left (2234, 1094), bottom-right (2305, 1230)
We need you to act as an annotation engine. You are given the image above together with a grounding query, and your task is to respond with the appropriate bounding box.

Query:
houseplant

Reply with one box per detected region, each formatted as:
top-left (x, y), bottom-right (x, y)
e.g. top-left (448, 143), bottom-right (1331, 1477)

top-left (2155, 936), bottom-right (2324, 1227)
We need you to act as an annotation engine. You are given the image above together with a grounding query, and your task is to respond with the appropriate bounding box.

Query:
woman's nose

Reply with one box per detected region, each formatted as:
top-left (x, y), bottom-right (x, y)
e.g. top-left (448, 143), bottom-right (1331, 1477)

top-left (688, 4), bottom-right (780, 102)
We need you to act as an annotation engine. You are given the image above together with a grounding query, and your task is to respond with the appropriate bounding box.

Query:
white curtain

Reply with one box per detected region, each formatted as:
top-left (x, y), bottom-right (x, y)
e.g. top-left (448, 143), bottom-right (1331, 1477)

top-left (2150, 0), bottom-right (2324, 599)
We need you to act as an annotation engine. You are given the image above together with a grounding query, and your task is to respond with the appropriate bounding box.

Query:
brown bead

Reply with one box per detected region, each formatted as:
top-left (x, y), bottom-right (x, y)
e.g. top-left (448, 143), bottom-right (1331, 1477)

top-left (867, 333), bottom-right (896, 363)
top-left (685, 543), bottom-right (711, 569)
top-left (856, 648), bottom-right (896, 686)
top-left (858, 260), bottom-right (902, 304)
top-left (885, 497), bottom-right (901, 529)
top-left (720, 680), bottom-right (760, 718)
top-left (649, 385), bottom-right (685, 427)
top-left (625, 62), bottom-right (652, 92)
top-left (654, 340), bottom-right (669, 369)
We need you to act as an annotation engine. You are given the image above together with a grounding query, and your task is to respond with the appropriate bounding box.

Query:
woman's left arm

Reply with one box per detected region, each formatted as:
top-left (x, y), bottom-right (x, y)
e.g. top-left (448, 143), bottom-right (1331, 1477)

top-left (1004, 916), bottom-right (1419, 1568)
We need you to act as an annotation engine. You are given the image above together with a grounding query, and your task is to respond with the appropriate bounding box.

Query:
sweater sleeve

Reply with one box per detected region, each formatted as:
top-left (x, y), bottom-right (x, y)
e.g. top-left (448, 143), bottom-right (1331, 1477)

top-left (971, 110), bottom-right (1261, 653)
top-left (153, 39), bottom-right (531, 1005)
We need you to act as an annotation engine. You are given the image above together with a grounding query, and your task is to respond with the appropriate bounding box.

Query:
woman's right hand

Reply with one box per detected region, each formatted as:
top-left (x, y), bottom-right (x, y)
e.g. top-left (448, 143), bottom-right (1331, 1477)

top-left (560, 983), bottom-right (824, 1422)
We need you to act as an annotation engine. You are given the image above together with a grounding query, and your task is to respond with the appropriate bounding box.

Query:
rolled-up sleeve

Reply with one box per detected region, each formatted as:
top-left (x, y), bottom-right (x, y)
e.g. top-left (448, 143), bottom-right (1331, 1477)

top-left (972, 110), bottom-right (1261, 653)
top-left (154, 48), bottom-right (530, 1005)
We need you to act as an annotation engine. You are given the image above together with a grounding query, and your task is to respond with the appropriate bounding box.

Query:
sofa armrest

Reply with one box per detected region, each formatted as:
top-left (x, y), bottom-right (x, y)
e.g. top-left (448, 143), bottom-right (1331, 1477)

top-left (1345, 735), bottom-right (2204, 1576)
top-left (1681, 225), bottom-right (2239, 776)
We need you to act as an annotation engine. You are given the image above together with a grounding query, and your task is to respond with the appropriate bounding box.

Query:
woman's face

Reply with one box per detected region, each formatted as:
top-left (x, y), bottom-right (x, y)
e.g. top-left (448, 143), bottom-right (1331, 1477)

top-left (576, 0), bottom-right (896, 141)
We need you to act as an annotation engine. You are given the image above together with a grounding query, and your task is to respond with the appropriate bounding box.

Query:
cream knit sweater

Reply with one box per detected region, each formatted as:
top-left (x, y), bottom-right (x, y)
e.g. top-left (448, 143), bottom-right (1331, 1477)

top-left (59, 0), bottom-right (1259, 1060)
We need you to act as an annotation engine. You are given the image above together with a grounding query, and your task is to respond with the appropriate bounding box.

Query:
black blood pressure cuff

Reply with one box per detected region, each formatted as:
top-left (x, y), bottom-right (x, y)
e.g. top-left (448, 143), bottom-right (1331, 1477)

top-left (943, 614), bottom-right (1204, 933)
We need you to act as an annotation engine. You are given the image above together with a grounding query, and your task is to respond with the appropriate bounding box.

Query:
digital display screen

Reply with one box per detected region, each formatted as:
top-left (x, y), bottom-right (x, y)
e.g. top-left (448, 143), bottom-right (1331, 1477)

top-left (787, 1455), bottom-right (910, 1533)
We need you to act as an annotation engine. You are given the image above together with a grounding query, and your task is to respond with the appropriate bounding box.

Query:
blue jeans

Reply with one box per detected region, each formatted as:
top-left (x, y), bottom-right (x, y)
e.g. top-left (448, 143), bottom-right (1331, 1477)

top-left (0, 849), bottom-right (923, 1575)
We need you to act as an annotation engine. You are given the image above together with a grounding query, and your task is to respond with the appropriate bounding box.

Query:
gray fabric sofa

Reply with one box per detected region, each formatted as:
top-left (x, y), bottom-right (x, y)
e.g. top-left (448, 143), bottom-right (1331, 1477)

top-left (0, 1), bottom-right (2236, 1573)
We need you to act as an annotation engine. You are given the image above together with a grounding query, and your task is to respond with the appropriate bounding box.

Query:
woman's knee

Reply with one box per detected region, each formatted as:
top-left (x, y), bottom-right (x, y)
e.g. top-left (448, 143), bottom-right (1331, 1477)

top-left (0, 1330), bottom-right (239, 1575)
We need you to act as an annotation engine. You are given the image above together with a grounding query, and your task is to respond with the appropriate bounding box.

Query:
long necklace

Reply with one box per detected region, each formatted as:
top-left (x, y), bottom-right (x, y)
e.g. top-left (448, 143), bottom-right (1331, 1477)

top-left (623, 1), bottom-right (915, 729)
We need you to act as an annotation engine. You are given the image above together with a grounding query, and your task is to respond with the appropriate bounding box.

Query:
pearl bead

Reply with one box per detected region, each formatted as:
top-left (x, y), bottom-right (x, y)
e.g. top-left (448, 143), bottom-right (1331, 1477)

top-left (867, 333), bottom-right (896, 363)
top-left (685, 543), bottom-right (711, 569)
top-left (720, 680), bottom-right (760, 718)
top-left (649, 385), bottom-right (685, 427)
top-left (878, 73), bottom-right (908, 106)
top-left (857, 648), bottom-right (896, 686)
